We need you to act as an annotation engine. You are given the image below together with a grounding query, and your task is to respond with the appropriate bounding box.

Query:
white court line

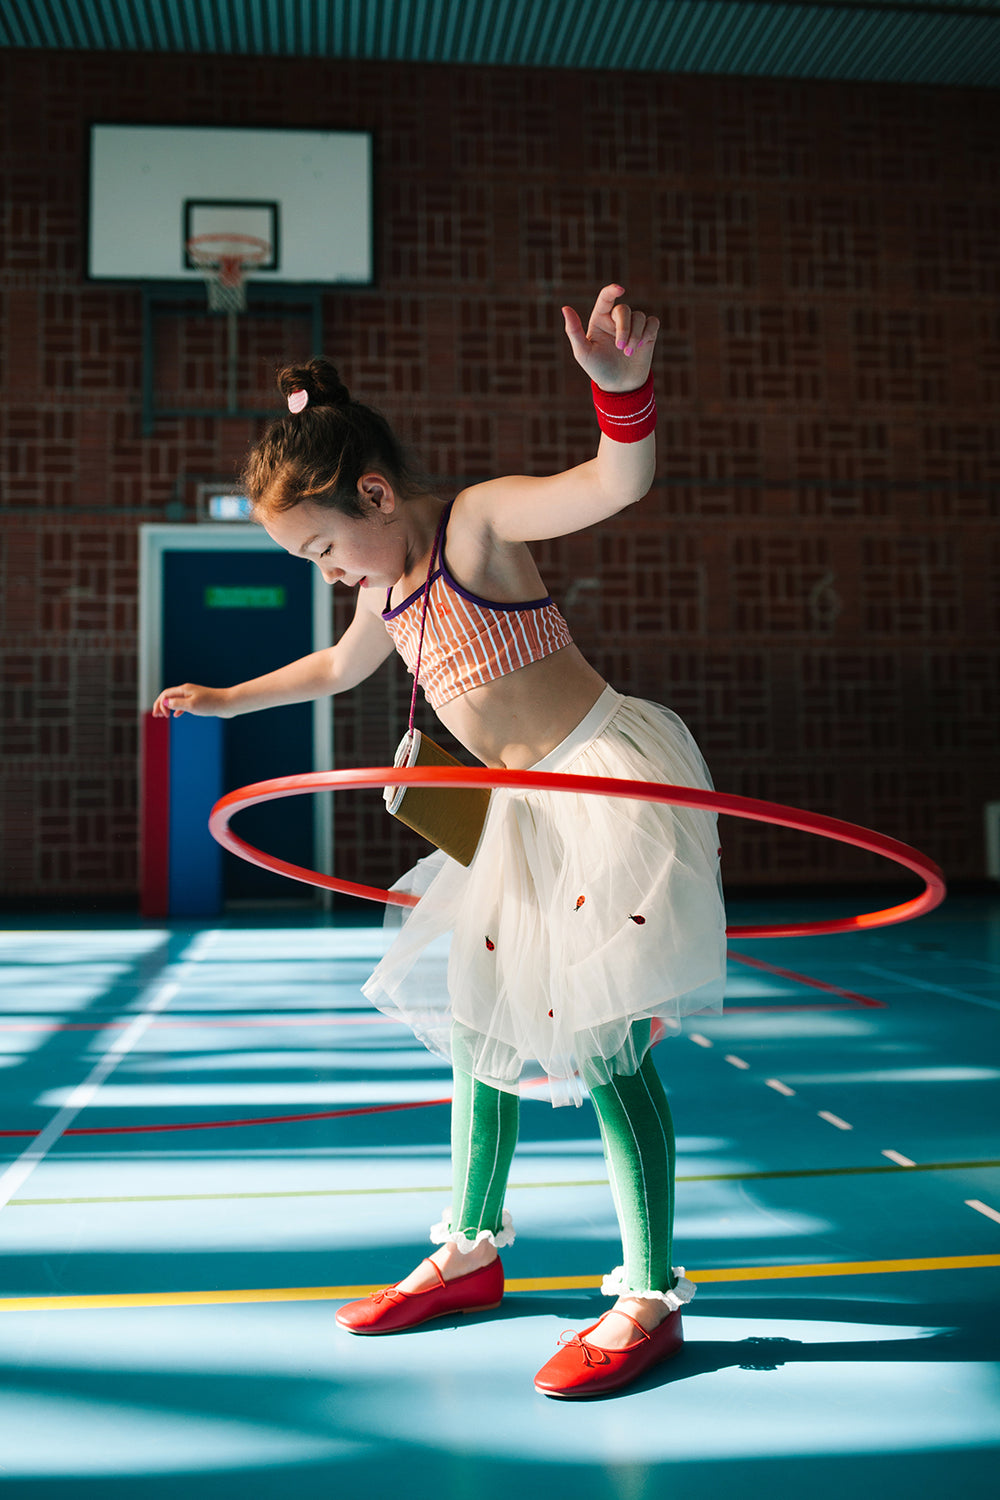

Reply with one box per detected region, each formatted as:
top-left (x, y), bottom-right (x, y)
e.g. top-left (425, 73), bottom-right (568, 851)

top-left (0, 979), bottom-right (180, 1211)
top-left (858, 964), bottom-right (1000, 1013)
top-left (882, 1150), bottom-right (917, 1167)
top-left (765, 1078), bottom-right (796, 1097)
top-left (725, 1055), bottom-right (751, 1070)
top-left (689, 1033), bottom-right (713, 1048)
top-left (818, 1111), bottom-right (854, 1131)
top-left (965, 1199), bottom-right (1000, 1226)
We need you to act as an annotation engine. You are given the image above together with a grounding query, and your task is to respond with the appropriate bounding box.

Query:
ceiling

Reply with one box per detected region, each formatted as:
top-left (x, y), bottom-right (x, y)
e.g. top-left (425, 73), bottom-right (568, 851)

top-left (2, 0), bottom-right (999, 87)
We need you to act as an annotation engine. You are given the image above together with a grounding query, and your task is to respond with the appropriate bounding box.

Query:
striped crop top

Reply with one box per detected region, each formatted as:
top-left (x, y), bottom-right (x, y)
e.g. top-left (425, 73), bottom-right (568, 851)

top-left (382, 502), bottom-right (574, 710)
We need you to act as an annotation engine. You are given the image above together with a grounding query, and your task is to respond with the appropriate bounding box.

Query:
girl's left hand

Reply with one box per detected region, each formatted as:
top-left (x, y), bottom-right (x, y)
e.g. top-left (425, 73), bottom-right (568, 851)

top-left (562, 284), bottom-right (659, 393)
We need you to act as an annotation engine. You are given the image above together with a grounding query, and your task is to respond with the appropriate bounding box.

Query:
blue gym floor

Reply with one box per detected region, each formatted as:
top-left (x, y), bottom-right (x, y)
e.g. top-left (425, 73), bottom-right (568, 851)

top-left (1, 893), bottom-right (998, 1499)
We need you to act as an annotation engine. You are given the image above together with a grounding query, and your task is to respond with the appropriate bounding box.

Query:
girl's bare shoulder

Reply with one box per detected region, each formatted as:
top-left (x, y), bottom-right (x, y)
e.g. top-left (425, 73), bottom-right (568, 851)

top-left (443, 484), bottom-right (548, 602)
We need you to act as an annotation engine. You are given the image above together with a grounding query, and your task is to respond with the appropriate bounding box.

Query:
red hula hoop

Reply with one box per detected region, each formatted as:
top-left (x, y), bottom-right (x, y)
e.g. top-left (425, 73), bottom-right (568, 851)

top-left (208, 767), bottom-right (946, 940)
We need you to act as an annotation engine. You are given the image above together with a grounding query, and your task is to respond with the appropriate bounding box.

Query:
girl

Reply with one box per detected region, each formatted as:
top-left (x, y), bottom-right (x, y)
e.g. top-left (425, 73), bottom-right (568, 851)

top-left (154, 284), bottom-right (726, 1398)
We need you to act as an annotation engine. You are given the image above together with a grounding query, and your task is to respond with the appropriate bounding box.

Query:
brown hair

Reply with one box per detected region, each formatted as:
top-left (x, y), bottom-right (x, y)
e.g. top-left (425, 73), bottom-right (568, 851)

top-left (241, 358), bottom-right (424, 519)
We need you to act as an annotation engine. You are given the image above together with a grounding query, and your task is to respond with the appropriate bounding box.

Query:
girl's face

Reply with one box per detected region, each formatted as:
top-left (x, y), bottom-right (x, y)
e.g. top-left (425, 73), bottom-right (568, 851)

top-left (260, 485), bottom-right (404, 591)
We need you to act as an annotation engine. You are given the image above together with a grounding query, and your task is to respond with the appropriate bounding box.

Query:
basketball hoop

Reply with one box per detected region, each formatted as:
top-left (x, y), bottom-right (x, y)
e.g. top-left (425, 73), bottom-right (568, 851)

top-left (186, 233), bottom-right (271, 314)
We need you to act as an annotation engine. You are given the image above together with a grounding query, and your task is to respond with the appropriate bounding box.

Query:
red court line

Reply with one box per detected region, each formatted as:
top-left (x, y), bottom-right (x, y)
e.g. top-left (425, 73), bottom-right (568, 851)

top-left (0, 1095), bottom-right (453, 1141)
top-left (0, 958), bottom-right (881, 1143)
top-left (727, 951), bottom-right (887, 1010)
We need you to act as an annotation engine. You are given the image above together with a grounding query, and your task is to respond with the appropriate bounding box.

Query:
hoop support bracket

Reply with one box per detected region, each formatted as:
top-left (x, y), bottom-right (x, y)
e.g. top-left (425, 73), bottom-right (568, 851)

top-left (140, 283), bottom-right (324, 435)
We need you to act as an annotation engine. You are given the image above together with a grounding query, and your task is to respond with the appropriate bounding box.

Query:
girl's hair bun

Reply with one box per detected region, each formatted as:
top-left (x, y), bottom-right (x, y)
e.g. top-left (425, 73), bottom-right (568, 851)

top-left (245, 357), bottom-right (426, 521)
top-left (276, 358), bottom-right (351, 410)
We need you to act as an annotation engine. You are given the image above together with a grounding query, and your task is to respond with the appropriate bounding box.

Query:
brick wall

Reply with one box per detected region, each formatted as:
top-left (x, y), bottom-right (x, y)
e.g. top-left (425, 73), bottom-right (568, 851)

top-left (1, 51), bottom-right (998, 900)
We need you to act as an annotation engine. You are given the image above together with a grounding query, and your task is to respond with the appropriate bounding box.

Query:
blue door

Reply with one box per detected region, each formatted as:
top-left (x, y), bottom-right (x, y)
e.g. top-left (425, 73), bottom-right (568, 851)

top-left (162, 547), bottom-right (320, 903)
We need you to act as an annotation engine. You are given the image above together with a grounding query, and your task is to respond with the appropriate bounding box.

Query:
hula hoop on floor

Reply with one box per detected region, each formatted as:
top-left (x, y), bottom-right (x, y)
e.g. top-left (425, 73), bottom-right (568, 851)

top-left (208, 766), bottom-right (945, 939)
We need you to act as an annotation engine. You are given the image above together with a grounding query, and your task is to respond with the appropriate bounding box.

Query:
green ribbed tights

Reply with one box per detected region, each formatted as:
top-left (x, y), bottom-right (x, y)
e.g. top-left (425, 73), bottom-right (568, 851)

top-left (448, 1037), bottom-right (676, 1295)
top-left (583, 1048), bottom-right (677, 1295)
top-left (449, 1061), bottom-right (521, 1241)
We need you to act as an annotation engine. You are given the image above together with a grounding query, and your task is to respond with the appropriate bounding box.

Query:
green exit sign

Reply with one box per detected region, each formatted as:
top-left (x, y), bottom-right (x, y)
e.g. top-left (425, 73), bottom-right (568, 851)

top-left (204, 586), bottom-right (287, 610)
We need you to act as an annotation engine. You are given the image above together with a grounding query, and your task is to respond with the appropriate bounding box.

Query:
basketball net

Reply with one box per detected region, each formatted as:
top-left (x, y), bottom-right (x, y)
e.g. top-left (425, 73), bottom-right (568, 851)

top-left (186, 233), bottom-right (271, 314)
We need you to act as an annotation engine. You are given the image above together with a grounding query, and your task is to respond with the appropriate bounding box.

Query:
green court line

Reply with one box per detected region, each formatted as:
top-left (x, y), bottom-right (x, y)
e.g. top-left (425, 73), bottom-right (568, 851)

top-left (687, 1158), bottom-right (1000, 1184)
top-left (7, 1158), bottom-right (1000, 1208)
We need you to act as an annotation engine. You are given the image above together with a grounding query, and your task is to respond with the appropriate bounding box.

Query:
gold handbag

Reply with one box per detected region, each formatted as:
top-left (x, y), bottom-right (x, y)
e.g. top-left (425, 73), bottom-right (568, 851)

top-left (384, 514), bottom-right (491, 866)
top-left (384, 728), bottom-right (491, 867)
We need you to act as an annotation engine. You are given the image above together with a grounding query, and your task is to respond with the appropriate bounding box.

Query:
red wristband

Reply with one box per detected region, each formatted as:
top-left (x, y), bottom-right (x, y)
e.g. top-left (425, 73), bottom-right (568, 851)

top-left (591, 372), bottom-right (656, 443)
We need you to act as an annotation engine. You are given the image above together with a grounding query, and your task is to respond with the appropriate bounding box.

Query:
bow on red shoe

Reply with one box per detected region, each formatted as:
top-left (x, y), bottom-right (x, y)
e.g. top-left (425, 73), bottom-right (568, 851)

top-left (557, 1328), bottom-right (617, 1368)
top-left (336, 1256), bottom-right (504, 1335)
top-left (534, 1309), bottom-right (684, 1398)
top-left (368, 1286), bottom-right (409, 1308)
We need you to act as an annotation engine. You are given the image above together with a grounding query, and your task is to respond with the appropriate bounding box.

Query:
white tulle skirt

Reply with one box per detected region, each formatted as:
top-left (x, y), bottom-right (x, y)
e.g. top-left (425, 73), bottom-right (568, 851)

top-left (362, 686), bottom-right (726, 1106)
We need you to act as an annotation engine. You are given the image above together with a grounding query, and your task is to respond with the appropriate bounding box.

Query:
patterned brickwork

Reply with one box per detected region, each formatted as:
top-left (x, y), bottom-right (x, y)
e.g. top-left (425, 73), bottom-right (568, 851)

top-left (782, 196), bottom-right (882, 294)
top-left (1, 52), bottom-right (998, 899)
top-left (861, 536), bottom-right (963, 636)
top-left (152, 306), bottom-right (320, 415)
top-left (0, 516), bottom-right (140, 893)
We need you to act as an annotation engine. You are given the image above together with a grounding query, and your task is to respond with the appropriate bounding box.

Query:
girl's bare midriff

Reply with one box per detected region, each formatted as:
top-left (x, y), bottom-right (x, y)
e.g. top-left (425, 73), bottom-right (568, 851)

top-left (433, 643), bottom-right (607, 770)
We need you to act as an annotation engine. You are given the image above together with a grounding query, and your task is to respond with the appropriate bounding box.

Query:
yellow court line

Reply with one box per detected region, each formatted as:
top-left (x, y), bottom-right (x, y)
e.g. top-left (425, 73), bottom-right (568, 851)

top-left (680, 1253), bottom-right (1000, 1284)
top-left (1, 1254), bottom-right (997, 1313)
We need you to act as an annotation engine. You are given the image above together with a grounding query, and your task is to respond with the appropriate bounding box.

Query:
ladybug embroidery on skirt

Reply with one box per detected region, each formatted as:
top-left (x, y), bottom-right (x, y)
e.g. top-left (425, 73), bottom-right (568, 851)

top-left (485, 936), bottom-right (495, 952)
top-left (574, 895), bottom-right (586, 911)
top-left (629, 914), bottom-right (646, 925)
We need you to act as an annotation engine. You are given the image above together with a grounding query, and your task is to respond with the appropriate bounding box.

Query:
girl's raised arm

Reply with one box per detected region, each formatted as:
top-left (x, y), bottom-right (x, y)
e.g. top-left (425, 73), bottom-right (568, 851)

top-left (465, 284), bottom-right (660, 544)
top-left (561, 281), bottom-right (659, 394)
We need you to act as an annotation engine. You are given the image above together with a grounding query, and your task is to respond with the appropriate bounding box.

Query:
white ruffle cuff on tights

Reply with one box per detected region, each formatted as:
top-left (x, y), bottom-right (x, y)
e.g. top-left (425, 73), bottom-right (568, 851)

top-left (600, 1265), bottom-right (696, 1311)
top-left (430, 1207), bottom-right (515, 1252)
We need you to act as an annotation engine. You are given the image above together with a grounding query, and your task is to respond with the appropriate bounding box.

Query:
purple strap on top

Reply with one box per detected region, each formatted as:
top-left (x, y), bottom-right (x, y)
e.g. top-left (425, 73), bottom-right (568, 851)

top-left (406, 511), bottom-right (446, 737)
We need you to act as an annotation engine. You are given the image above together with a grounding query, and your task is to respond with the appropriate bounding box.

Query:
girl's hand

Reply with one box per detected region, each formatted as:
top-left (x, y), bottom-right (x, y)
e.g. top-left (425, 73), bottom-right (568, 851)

top-left (562, 284), bottom-right (659, 393)
top-left (152, 684), bottom-right (231, 719)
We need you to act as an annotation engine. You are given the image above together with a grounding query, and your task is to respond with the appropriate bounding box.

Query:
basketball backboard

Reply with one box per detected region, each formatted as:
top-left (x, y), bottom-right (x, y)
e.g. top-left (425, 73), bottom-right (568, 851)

top-left (88, 124), bottom-right (373, 286)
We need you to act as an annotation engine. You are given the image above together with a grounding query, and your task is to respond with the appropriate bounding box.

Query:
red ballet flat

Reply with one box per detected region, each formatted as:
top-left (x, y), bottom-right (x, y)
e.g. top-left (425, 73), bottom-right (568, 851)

top-left (534, 1308), bottom-right (684, 1398)
top-left (335, 1256), bottom-right (504, 1335)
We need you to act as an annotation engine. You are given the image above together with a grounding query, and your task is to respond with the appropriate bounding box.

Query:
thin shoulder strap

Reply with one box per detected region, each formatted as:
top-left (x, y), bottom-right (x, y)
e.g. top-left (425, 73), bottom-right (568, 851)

top-left (407, 509), bottom-right (446, 735)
